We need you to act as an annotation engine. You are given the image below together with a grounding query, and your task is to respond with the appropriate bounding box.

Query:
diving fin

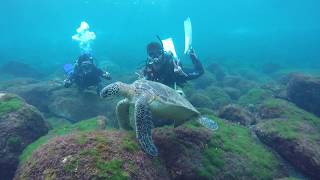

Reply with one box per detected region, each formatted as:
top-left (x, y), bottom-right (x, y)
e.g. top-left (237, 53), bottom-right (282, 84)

top-left (162, 38), bottom-right (178, 58)
top-left (63, 64), bottom-right (74, 75)
top-left (184, 17), bottom-right (192, 54)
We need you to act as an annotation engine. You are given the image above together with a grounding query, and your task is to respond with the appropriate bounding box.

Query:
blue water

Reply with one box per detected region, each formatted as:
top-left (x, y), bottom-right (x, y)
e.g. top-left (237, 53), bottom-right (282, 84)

top-left (0, 0), bottom-right (320, 71)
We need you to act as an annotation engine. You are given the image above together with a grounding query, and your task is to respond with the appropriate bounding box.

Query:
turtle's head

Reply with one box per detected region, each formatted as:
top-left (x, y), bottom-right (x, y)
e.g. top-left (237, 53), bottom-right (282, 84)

top-left (100, 82), bottom-right (132, 99)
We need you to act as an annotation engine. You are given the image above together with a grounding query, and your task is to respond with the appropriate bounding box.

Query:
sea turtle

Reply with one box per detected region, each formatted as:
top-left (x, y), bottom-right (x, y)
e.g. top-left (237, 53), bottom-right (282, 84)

top-left (100, 79), bottom-right (218, 156)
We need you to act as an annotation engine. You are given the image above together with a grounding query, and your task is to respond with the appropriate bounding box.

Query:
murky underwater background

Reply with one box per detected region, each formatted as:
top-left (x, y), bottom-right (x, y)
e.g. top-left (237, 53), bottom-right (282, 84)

top-left (1, 0), bottom-right (320, 74)
top-left (1, 0), bottom-right (320, 180)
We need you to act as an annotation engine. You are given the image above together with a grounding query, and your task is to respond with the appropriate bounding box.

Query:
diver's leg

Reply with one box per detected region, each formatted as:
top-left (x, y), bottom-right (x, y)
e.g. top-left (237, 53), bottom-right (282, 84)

top-left (116, 99), bottom-right (132, 130)
top-left (96, 83), bottom-right (102, 95)
top-left (134, 95), bottom-right (158, 156)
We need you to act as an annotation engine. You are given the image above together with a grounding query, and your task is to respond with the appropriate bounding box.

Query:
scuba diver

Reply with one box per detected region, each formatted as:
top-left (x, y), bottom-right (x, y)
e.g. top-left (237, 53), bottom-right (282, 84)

top-left (143, 41), bottom-right (204, 88)
top-left (63, 53), bottom-right (111, 94)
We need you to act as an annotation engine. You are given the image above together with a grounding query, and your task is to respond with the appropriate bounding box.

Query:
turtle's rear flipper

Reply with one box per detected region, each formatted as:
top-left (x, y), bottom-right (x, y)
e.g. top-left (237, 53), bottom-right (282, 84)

top-left (134, 95), bottom-right (158, 156)
top-left (198, 116), bottom-right (219, 130)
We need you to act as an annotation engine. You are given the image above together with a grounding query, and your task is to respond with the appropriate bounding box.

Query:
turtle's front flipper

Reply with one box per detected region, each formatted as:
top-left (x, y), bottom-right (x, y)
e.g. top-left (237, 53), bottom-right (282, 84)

top-left (116, 99), bottom-right (132, 130)
top-left (134, 95), bottom-right (158, 156)
top-left (197, 116), bottom-right (219, 130)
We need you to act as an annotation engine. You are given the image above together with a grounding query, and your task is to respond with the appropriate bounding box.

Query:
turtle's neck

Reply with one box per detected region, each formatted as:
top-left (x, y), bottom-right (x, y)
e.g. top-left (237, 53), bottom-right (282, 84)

top-left (117, 82), bottom-right (134, 98)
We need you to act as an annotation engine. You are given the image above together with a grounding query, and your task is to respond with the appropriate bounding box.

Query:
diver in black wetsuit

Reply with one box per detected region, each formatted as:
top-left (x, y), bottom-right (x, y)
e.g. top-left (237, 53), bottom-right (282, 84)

top-left (143, 42), bottom-right (204, 88)
top-left (64, 53), bottom-right (111, 94)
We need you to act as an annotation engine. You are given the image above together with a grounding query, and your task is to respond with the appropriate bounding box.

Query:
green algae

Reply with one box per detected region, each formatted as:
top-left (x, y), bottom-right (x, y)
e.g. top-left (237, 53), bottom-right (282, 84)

top-left (238, 88), bottom-right (272, 106)
top-left (80, 144), bottom-right (129, 180)
top-left (120, 132), bottom-right (139, 152)
top-left (0, 96), bottom-right (23, 116)
top-left (95, 160), bottom-right (129, 180)
top-left (198, 116), bottom-right (282, 179)
top-left (259, 98), bottom-right (320, 140)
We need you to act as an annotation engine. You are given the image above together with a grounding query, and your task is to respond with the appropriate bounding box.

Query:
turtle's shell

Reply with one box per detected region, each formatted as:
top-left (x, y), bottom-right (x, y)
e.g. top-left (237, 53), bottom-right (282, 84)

top-left (132, 80), bottom-right (200, 123)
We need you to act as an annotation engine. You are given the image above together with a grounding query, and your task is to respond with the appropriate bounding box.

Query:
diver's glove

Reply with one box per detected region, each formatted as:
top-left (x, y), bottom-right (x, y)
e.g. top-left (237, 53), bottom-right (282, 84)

top-left (102, 72), bottom-right (112, 80)
top-left (64, 79), bottom-right (72, 88)
top-left (173, 59), bottom-right (188, 77)
top-left (188, 48), bottom-right (198, 62)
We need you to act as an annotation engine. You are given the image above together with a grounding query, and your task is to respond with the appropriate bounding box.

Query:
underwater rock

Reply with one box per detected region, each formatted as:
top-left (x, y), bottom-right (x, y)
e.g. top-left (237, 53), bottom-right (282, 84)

top-left (48, 89), bottom-right (115, 123)
top-left (257, 98), bottom-right (285, 119)
top-left (204, 86), bottom-right (232, 111)
top-left (15, 131), bottom-right (169, 180)
top-left (287, 74), bottom-right (320, 117)
top-left (238, 88), bottom-right (273, 108)
top-left (15, 117), bottom-right (287, 180)
top-left (188, 93), bottom-right (214, 110)
top-left (223, 87), bottom-right (242, 100)
top-left (206, 63), bottom-right (226, 81)
top-left (254, 98), bottom-right (320, 179)
top-left (260, 81), bottom-right (288, 100)
top-left (219, 104), bottom-right (256, 126)
top-left (0, 93), bottom-right (49, 180)
top-left (0, 61), bottom-right (44, 78)
top-left (223, 75), bottom-right (257, 94)
top-left (4, 79), bottom-right (62, 113)
top-left (192, 72), bottom-right (217, 89)
top-left (153, 126), bottom-right (212, 179)
top-left (3, 79), bottom-right (118, 124)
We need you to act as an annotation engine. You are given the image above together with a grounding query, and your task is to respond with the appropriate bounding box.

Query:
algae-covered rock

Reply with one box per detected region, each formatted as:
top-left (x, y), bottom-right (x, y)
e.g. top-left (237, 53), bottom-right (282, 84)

top-left (255, 98), bottom-right (320, 179)
top-left (223, 87), bottom-right (242, 100)
top-left (48, 89), bottom-right (110, 122)
top-left (15, 115), bottom-right (289, 180)
top-left (238, 88), bottom-right (273, 107)
top-left (257, 98), bottom-right (285, 119)
top-left (3, 79), bottom-right (118, 124)
top-left (3, 79), bottom-right (61, 113)
top-left (0, 93), bottom-right (49, 180)
top-left (287, 74), bottom-right (320, 116)
top-left (192, 72), bottom-right (217, 89)
top-left (219, 104), bottom-right (256, 126)
top-left (188, 93), bottom-right (214, 109)
top-left (223, 75), bottom-right (257, 94)
top-left (204, 86), bottom-right (232, 110)
top-left (196, 117), bottom-right (286, 180)
top-left (153, 125), bottom-right (212, 179)
top-left (19, 117), bottom-right (107, 163)
top-left (15, 131), bottom-right (169, 180)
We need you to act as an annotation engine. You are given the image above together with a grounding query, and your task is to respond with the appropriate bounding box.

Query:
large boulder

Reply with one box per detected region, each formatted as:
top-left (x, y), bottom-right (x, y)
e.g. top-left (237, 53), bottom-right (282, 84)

top-left (4, 79), bottom-right (62, 113)
top-left (203, 86), bottom-right (232, 111)
top-left (287, 74), bottom-right (320, 117)
top-left (238, 88), bottom-right (273, 110)
top-left (255, 98), bottom-right (320, 179)
top-left (219, 104), bottom-right (256, 126)
top-left (2, 79), bottom-right (117, 124)
top-left (15, 117), bottom-right (288, 180)
top-left (0, 93), bottom-right (49, 180)
top-left (48, 89), bottom-right (116, 123)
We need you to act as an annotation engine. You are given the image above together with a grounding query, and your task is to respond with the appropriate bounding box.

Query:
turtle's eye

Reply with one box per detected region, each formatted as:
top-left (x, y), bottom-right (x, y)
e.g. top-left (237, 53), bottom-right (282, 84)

top-left (100, 83), bottom-right (119, 98)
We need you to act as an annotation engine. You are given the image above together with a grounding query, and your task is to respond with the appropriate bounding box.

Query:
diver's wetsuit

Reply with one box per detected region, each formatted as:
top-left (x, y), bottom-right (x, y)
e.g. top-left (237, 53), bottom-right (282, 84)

top-left (143, 52), bottom-right (204, 88)
top-left (64, 57), bottom-right (110, 94)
